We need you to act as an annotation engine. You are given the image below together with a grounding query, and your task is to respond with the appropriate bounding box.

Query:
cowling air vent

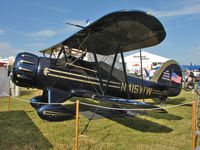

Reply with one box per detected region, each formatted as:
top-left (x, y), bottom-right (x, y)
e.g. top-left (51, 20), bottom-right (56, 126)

top-left (12, 52), bottom-right (39, 88)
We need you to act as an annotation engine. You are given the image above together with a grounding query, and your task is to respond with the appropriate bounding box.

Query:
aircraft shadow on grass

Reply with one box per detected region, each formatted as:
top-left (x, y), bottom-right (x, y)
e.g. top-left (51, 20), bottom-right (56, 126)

top-left (146, 112), bottom-right (182, 121)
top-left (165, 97), bottom-right (187, 105)
top-left (111, 117), bottom-right (173, 133)
top-left (68, 104), bottom-right (174, 133)
top-left (151, 97), bottom-right (186, 105)
top-left (151, 97), bottom-right (192, 107)
top-left (0, 111), bottom-right (52, 150)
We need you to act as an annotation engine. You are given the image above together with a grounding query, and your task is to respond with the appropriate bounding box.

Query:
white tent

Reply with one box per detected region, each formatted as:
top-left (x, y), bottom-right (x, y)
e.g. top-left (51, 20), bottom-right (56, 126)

top-left (0, 63), bottom-right (9, 97)
top-left (0, 56), bottom-right (20, 97)
top-left (123, 51), bottom-right (169, 74)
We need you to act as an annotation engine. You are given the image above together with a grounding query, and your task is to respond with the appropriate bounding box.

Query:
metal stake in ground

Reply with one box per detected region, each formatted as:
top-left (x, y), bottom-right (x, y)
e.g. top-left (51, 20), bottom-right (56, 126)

top-left (75, 100), bottom-right (79, 150)
top-left (8, 81), bottom-right (11, 111)
top-left (192, 89), bottom-right (196, 150)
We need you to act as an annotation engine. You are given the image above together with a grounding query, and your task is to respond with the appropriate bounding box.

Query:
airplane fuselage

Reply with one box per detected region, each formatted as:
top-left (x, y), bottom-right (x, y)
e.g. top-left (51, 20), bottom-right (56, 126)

top-left (12, 52), bottom-right (181, 102)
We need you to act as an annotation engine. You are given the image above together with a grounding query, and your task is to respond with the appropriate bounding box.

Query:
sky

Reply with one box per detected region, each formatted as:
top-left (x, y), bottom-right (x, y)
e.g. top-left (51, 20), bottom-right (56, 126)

top-left (0, 0), bottom-right (200, 65)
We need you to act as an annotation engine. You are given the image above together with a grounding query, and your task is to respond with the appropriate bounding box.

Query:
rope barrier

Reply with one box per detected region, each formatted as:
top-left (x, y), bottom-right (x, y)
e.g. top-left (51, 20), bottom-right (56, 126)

top-left (1, 92), bottom-right (76, 105)
top-left (1, 92), bottom-right (194, 111)
top-left (79, 101), bottom-right (193, 111)
top-left (75, 100), bottom-right (79, 150)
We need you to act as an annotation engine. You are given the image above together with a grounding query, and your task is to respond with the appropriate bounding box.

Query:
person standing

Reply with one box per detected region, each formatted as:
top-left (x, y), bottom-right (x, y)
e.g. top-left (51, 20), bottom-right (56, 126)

top-left (143, 68), bottom-right (149, 80)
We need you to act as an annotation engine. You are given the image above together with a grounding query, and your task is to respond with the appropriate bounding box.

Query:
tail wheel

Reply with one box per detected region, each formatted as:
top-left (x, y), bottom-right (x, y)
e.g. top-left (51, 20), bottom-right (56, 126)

top-left (159, 96), bottom-right (167, 106)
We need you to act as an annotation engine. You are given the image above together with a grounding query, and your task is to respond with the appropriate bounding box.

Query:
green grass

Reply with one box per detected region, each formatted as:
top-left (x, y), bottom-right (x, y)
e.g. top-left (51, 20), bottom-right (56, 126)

top-left (0, 88), bottom-right (197, 150)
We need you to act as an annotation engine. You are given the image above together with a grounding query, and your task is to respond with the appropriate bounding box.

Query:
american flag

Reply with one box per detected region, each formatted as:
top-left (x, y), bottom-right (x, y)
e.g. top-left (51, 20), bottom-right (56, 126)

top-left (171, 72), bottom-right (182, 84)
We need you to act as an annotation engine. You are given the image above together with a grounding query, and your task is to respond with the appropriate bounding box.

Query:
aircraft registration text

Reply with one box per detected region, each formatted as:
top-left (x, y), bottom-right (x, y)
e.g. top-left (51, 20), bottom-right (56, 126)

top-left (120, 82), bottom-right (152, 96)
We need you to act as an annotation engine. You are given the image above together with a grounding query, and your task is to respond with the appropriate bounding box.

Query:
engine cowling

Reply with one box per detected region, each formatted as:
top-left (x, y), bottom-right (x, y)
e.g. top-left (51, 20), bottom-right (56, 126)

top-left (12, 52), bottom-right (39, 88)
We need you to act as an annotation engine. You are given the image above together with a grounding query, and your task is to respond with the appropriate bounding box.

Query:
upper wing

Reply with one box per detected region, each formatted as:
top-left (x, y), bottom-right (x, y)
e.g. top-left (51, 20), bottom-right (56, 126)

top-left (40, 10), bottom-right (166, 55)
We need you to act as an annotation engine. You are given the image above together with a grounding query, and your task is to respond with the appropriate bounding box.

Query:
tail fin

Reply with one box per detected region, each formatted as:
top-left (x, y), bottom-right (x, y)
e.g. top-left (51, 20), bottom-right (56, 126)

top-left (151, 60), bottom-right (182, 87)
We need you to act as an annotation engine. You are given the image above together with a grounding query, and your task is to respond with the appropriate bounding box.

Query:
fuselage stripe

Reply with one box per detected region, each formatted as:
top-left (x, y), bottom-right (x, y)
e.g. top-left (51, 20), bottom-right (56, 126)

top-left (48, 73), bottom-right (100, 85)
top-left (48, 68), bottom-right (121, 85)
top-left (47, 72), bottom-right (121, 89)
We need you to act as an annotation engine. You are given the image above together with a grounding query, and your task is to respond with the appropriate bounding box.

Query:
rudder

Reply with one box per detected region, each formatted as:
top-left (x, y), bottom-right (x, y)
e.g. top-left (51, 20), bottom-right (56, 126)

top-left (151, 60), bottom-right (182, 87)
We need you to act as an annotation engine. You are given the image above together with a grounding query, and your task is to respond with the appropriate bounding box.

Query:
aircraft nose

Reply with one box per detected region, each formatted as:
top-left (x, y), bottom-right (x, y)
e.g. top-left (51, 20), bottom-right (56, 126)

top-left (12, 52), bottom-right (39, 88)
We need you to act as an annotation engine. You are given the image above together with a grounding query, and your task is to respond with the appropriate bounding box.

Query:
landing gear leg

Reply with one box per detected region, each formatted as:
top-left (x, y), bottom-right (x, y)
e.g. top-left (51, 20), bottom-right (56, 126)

top-left (160, 96), bottom-right (167, 106)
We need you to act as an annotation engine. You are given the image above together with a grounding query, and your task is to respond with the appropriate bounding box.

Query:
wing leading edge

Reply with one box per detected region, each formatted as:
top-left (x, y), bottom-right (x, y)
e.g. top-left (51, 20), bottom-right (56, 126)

top-left (40, 10), bottom-right (166, 55)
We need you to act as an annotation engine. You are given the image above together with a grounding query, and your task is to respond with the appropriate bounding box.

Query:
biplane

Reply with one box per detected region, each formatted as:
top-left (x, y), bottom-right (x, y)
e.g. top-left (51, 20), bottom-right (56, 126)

top-left (12, 10), bottom-right (182, 122)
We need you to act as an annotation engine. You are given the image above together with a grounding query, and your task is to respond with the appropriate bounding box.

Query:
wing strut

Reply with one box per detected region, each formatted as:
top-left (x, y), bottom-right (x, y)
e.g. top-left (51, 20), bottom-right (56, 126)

top-left (88, 32), bottom-right (104, 96)
top-left (93, 52), bottom-right (104, 95)
top-left (120, 51), bottom-right (131, 99)
top-left (103, 51), bottom-right (118, 95)
top-left (54, 46), bottom-right (65, 65)
top-left (139, 50), bottom-right (145, 102)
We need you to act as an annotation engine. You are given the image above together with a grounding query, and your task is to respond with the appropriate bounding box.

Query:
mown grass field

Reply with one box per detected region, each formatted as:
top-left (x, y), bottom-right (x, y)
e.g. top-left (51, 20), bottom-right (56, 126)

top-left (0, 87), bottom-right (198, 150)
